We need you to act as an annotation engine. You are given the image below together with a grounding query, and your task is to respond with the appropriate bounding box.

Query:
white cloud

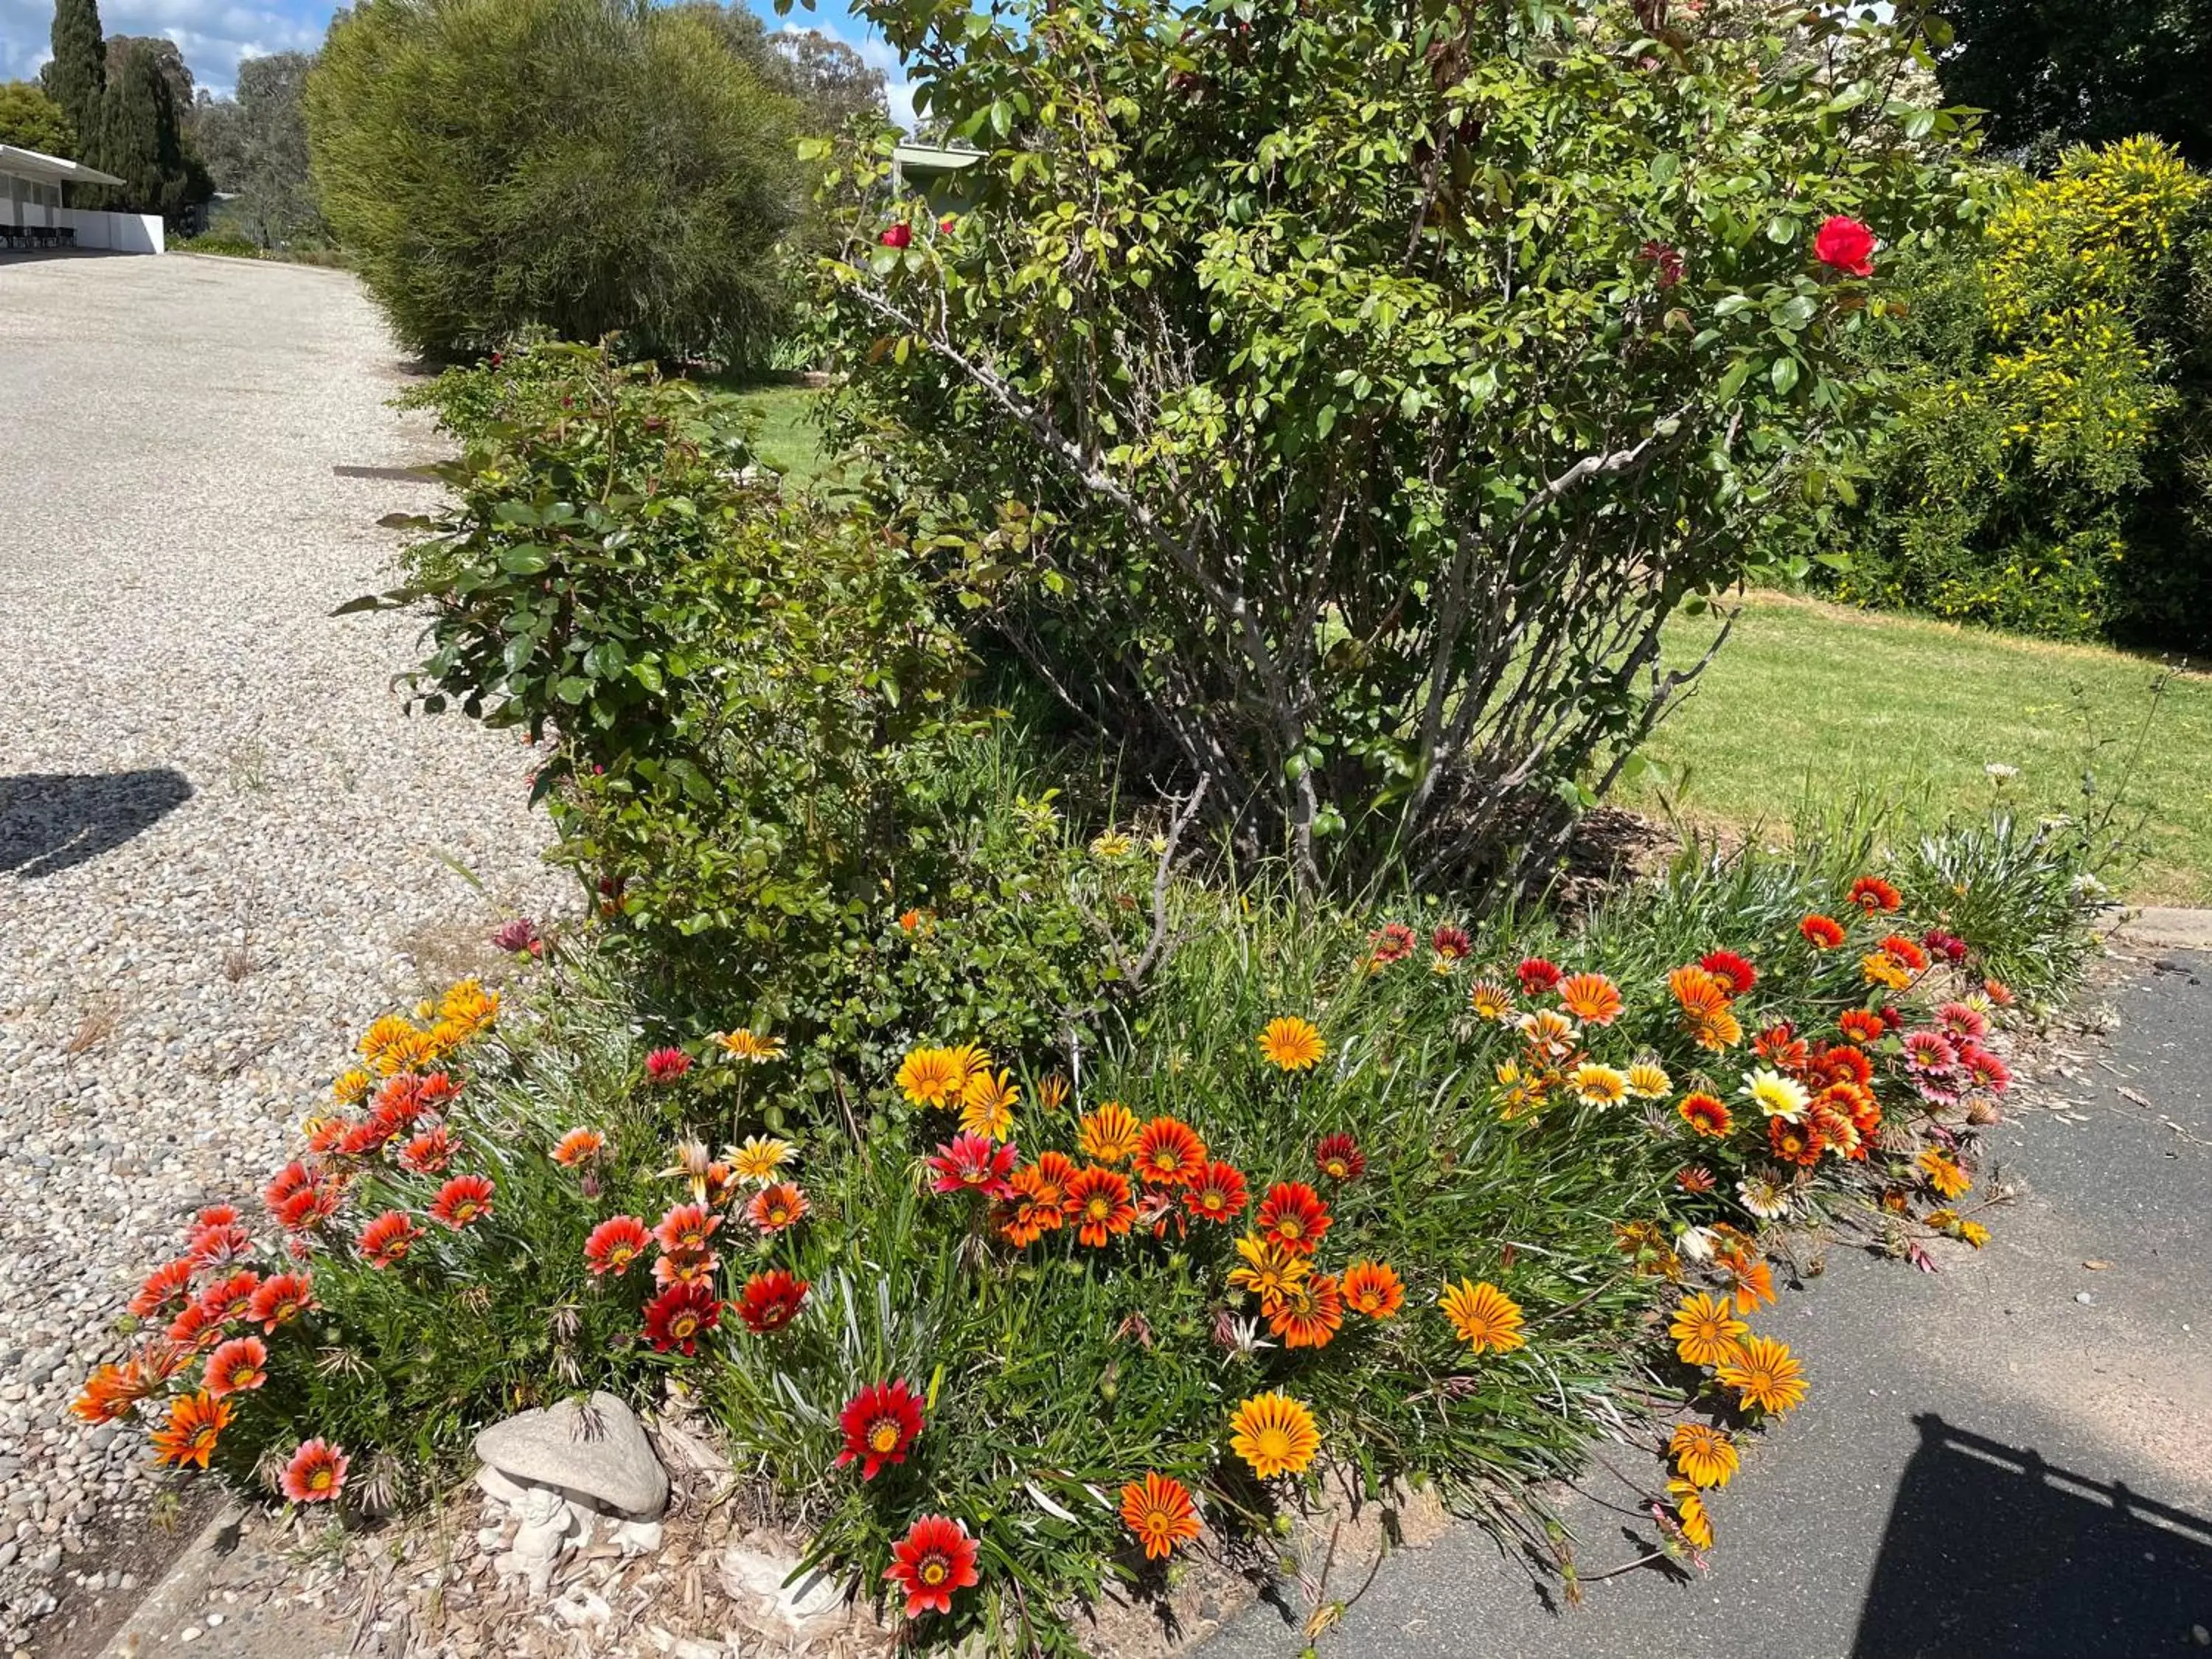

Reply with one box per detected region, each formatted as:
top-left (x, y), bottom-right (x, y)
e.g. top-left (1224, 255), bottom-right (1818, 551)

top-left (1, 0), bottom-right (321, 91)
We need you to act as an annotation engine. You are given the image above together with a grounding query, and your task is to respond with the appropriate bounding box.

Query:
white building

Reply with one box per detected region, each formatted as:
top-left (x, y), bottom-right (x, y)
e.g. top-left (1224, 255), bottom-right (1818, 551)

top-left (1, 144), bottom-right (164, 254)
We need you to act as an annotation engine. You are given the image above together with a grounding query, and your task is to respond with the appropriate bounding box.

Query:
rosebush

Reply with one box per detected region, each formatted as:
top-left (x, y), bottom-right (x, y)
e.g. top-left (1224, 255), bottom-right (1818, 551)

top-left (804, 0), bottom-right (1975, 888)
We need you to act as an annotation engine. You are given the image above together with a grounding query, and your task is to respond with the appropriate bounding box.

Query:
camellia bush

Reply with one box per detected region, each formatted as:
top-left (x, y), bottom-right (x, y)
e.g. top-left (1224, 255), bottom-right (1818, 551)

top-left (804, 0), bottom-right (1978, 888)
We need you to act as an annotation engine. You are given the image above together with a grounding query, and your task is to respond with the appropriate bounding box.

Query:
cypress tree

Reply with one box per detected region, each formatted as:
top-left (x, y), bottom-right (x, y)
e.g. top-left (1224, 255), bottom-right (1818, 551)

top-left (81, 39), bottom-right (208, 221)
top-left (41, 0), bottom-right (105, 131)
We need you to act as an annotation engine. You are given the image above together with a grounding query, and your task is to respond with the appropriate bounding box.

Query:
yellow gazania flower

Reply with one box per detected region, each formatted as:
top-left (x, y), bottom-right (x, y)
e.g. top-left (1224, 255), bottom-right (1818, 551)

top-left (1861, 953), bottom-right (1913, 991)
top-left (1077, 1102), bottom-right (1141, 1164)
top-left (1256, 1018), bottom-right (1325, 1072)
top-left (1228, 1235), bottom-right (1311, 1312)
top-left (378, 1026), bottom-right (441, 1077)
top-left (1439, 1279), bottom-right (1526, 1354)
top-left (437, 979), bottom-right (499, 1038)
top-left (1626, 1060), bottom-right (1672, 1100)
top-left (895, 1046), bottom-right (967, 1110)
top-left (1090, 830), bottom-right (1134, 858)
top-left (1036, 1073), bottom-right (1070, 1113)
top-left (358, 1014), bottom-right (417, 1066)
top-left (958, 1068), bottom-right (1020, 1140)
top-left (1916, 1147), bottom-right (1971, 1199)
top-left (1569, 1062), bottom-right (1630, 1108)
top-left (1666, 1478), bottom-right (1715, 1550)
top-left (728, 1135), bottom-right (794, 1184)
top-left (1669, 1293), bottom-right (1749, 1369)
top-left (1228, 1392), bottom-right (1320, 1480)
top-left (1716, 1335), bottom-right (1809, 1415)
top-left (1468, 978), bottom-right (1516, 1020)
top-left (424, 1018), bottom-right (471, 1058)
top-left (332, 1067), bottom-right (375, 1107)
top-left (1740, 1068), bottom-right (1810, 1122)
top-left (1957, 1220), bottom-right (1991, 1248)
top-left (717, 1028), bottom-right (785, 1063)
top-left (1669, 1422), bottom-right (1739, 1489)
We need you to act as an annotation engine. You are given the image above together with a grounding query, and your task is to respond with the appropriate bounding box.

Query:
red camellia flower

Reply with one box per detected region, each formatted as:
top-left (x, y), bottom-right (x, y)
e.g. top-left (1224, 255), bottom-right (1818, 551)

top-left (281, 1439), bottom-right (349, 1503)
top-left (736, 1269), bottom-right (809, 1333)
top-left (204, 1335), bottom-right (268, 1397)
top-left (880, 223), bottom-right (913, 249)
top-left (644, 1047), bottom-right (692, 1085)
top-left (358, 1210), bottom-right (421, 1269)
top-left (642, 1280), bottom-right (722, 1354)
top-left (130, 1259), bottom-right (197, 1321)
top-left (1254, 1181), bottom-right (1332, 1256)
top-left (1312, 1133), bottom-right (1366, 1183)
top-left (428, 1174), bottom-right (495, 1230)
top-left (926, 1133), bottom-right (1018, 1201)
top-left (1183, 1160), bottom-right (1249, 1225)
top-left (585, 1216), bottom-right (651, 1276)
top-left (249, 1272), bottom-right (314, 1332)
top-left (837, 1380), bottom-right (924, 1480)
top-left (1698, 950), bottom-right (1758, 996)
top-left (1799, 914), bottom-right (1846, 950)
top-left (1133, 1116), bottom-right (1207, 1187)
top-left (884, 1514), bottom-right (978, 1618)
top-left (1814, 214), bottom-right (1877, 277)
top-left (1516, 956), bottom-right (1563, 995)
top-left (653, 1203), bottom-right (721, 1256)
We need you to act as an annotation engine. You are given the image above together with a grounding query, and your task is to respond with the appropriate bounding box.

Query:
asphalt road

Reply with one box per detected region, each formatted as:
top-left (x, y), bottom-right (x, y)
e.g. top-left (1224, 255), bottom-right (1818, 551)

top-left (1205, 945), bottom-right (2212, 1659)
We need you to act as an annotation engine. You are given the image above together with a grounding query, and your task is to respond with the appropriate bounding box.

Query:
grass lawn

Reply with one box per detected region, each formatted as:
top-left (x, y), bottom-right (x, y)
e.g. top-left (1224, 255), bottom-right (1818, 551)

top-left (1635, 594), bottom-right (2212, 903)
top-left (724, 383), bottom-right (830, 483)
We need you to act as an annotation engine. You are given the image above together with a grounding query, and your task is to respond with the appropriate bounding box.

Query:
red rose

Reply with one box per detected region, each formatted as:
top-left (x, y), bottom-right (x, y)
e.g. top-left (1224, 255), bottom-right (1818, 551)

top-left (1813, 215), bottom-right (1875, 277)
top-left (880, 223), bottom-right (913, 249)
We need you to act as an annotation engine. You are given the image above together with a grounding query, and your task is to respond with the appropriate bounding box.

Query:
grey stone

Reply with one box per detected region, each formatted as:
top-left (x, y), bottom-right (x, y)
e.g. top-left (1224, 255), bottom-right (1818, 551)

top-left (473, 1393), bottom-right (667, 1520)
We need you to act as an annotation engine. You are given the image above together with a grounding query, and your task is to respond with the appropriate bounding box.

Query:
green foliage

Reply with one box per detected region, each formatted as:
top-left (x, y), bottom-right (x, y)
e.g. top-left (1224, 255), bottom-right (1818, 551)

top-left (1838, 139), bottom-right (2212, 649)
top-left (189, 53), bottom-right (326, 250)
top-left (0, 80), bottom-right (74, 156)
top-left (305, 0), bottom-right (805, 363)
top-left (41, 0), bottom-right (104, 128)
top-left (804, 0), bottom-right (1974, 892)
top-left (80, 35), bottom-right (212, 222)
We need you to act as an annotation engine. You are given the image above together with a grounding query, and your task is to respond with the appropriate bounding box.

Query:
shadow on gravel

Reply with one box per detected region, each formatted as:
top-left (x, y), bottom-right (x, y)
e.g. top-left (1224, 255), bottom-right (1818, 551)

top-left (1852, 1414), bottom-right (2212, 1658)
top-left (0, 768), bottom-right (194, 878)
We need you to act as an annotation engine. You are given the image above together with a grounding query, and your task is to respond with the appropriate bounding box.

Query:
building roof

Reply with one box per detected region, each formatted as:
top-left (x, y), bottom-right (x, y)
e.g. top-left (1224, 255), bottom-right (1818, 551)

top-left (0, 144), bottom-right (125, 189)
top-left (892, 142), bottom-right (986, 181)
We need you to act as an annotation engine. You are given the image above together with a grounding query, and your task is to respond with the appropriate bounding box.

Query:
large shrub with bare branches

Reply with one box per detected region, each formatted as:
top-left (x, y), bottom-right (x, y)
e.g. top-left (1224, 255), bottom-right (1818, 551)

top-left (808, 0), bottom-right (1975, 890)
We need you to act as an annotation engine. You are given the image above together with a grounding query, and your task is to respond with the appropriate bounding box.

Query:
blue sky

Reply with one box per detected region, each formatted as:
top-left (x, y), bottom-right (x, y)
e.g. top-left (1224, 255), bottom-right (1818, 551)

top-left (0, 0), bottom-right (913, 120)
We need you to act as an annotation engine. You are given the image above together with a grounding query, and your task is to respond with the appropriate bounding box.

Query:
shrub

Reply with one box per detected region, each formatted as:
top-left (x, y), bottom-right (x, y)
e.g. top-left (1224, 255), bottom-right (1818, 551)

top-left (305, 0), bottom-right (804, 364)
top-left (0, 80), bottom-right (75, 156)
top-left (808, 0), bottom-right (1970, 891)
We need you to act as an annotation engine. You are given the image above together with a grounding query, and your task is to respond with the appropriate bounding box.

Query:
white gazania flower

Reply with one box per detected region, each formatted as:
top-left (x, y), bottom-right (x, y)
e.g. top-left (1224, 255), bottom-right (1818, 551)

top-left (1984, 762), bottom-right (2019, 782)
top-left (1737, 1173), bottom-right (1792, 1221)
top-left (1677, 1225), bottom-right (1720, 1265)
top-left (1740, 1067), bottom-right (1810, 1122)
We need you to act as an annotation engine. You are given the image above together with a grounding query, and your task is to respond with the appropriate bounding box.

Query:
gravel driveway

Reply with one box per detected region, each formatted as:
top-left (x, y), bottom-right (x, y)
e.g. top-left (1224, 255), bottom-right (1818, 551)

top-left (0, 254), bottom-right (565, 1652)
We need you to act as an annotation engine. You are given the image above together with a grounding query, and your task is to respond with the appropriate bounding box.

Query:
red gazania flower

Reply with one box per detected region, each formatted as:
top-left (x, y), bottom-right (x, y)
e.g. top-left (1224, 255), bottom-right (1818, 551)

top-left (281, 1439), bottom-right (349, 1503)
top-left (1516, 956), bottom-right (1563, 995)
top-left (1924, 929), bottom-right (1970, 964)
top-left (1066, 1165), bottom-right (1137, 1245)
top-left (1699, 951), bottom-right (1758, 996)
top-left (1753, 1021), bottom-right (1809, 1069)
top-left (1183, 1160), bottom-right (1249, 1225)
top-left (1432, 923), bottom-right (1472, 961)
top-left (1676, 1165), bottom-right (1718, 1194)
top-left (1341, 1259), bottom-right (1405, 1318)
top-left (195, 1270), bottom-right (260, 1329)
top-left (414, 1071), bottom-right (460, 1110)
top-left (1880, 933), bottom-right (1930, 973)
top-left (642, 1280), bottom-right (721, 1354)
top-left (1254, 1181), bottom-right (1331, 1256)
top-left (428, 1174), bottom-right (494, 1230)
top-left (338, 1117), bottom-right (399, 1158)
top-left (1814, 214), bottom-right (1877, 277)
top-left (1837, 1008), bottom-right (1886, 1046)
top-left (164, 1302), bottom-right (225, 1353)
top-left (747, 1181), bottom-right (810, 1231)
top-left (1937, 1001), bottom-right (1990, 1042)
top-left (399, 1127), bottom-right (456, 1175)
top-left (372, 1077), bottom-right (426, 1132)
top-left (585, 1216), bottom-right (650, 1276)
top-left (358, 1210), bottom-right (420, 1268)
top-left (187, 1220), bottom-right (254, 1269)
top-left (1769, 1115), bottom-right (1823, 1166)
top-left (1120, 1472), bottom-right (1203, 1560)
top-left (275, 1183), bottom-right (341, 1231)
top-left (150, 1390), bottom-right (232, 1470)
top-left (1902, 1030), bottom-right (1958, 1074)
top-left (1799, 914), bottom-right (1846, 950)
top-left (884, 1514), bottom-right (978, 1618)
top-left (837, 1380), bottom-right (924, 1480)
top-left (880, 223), bottom-right (914, 250)
top-left (644, 1046), bottom-right (692, 1085)
top-left (195, 1204), bottom-right (240, 1229)
top-left (1960, 1043), bottom-right (2011, 1093)
top-left (1810, 1043), bottom-right (1874, 1087)
top-left (1848, 875), bottom-right (1902, 914)
top-left (249, 1272), bottom-right (314, 1332)
top-left (736, 1270), bottom-right (808, 1333)
top-left (130, 1259), bottom-right (197, 1321)
top-left (653, 1203), bottom-right (721, 1256)
top-left (204, 1335), bottom-right (268, 1397)
top-left (1312, 1133), bottom-right (1366, 1183)
top-left (1368, 921), bottom-right (1418, 965)
top-left (1133, 1116), bottom-right (1207, 1187)
top-left (1677, 1092), bottom-right (1732, 1137)
top-left (262, 1162), bottom-right (317, 1217)
top-left (927, 1133), bottom-right (1018, 1201)
top-left (551, 1128), bottom-right (605, 1167)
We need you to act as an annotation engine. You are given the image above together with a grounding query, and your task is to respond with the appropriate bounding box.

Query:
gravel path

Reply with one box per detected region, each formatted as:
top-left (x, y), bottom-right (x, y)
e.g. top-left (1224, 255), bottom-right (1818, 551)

top-left (0, 254), bottom-right (565, 1654)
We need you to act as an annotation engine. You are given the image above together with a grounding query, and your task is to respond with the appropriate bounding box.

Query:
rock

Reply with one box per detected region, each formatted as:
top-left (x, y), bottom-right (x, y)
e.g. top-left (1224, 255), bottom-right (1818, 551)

top-left (720, 1543), bottom-right (861, 1646)
top-left (475, 1393), bottom-right (667, 1520)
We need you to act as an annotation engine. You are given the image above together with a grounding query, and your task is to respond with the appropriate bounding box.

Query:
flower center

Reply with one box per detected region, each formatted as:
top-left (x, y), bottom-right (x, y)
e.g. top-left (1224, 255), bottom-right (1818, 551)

top-left (870, 1421), bottom-right (901, 1453)
top-left (1203, 1194), bottom-right (1222, 1211)
top-left (920, 1558), bottom-right (947, 1585)
top-left (1256, 1427), bottom-right (1290, 1459)
top-left (1278, 1219), bottom-right (1301, 1239)
top-left (1088, 1197), bottom-right (1110, 1220)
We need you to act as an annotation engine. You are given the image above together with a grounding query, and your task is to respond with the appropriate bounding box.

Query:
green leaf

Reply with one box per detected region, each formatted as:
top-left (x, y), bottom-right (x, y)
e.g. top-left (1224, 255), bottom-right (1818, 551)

top-left (1770, 356), bottom-right (1801, 394)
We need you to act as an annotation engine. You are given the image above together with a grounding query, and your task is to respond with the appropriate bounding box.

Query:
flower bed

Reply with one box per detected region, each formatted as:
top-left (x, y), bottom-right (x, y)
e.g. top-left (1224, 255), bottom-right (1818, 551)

top-left (74, 833), bottom-right (2072, 1649)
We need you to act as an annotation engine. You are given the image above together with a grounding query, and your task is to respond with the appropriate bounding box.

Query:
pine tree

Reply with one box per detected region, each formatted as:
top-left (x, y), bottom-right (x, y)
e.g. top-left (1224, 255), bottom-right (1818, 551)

top-left (41, 0), bottom-right (105, 129)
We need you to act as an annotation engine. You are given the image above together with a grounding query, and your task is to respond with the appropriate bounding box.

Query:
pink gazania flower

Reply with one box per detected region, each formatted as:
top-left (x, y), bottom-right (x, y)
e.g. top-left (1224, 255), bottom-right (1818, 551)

top-left (1901, 1030), bottom-right (1958, 1074)
top-left (1924, 929), bottom-right (1970, 965)
top-left (281, 1439), bottom-right (349, 1503)
top-left (1936, 1001), bottom-right (1989, 1043)
top-left (428, 1174), bottom-right (495, 1230)
top-left (644, 1047), bottom-right (692, 1085)
top-left (490, 917), bottom-right (542, 956)
top-left (1959, 1043), bottom-right (2011, 1093)
top-left (926, 1133), bottom-right (1019, 1201)
top-left (584, 1216), bottom-right (651, 1276)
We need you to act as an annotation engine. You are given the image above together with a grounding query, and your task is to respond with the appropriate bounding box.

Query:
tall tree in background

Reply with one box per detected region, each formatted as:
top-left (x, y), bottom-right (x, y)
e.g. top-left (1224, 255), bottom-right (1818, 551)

top-left (83, 36), bottom-right (212, 221)
top-left (190, 53), bottom-right (324, 246)
top-left (773, 29), bottom-right (886, 133)
top-left (41, 0), bottom-right (105, 126)
top-left (0, 80), bottom-right (76, 156)
top-left (1938, 0), bottom-right (2212, 167)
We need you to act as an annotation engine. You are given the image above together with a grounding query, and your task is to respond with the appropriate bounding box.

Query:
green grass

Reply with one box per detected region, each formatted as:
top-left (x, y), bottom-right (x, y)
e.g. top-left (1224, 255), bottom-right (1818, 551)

top-left (1633, 594), bottom-right (2212, 902)
top-left (726, 383), bottom-right (830, 483)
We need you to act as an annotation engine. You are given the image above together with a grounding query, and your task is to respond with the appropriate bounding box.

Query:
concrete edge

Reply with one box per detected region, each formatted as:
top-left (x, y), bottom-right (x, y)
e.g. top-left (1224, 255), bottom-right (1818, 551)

top-left (2107, 906), bottom-right (2212, 952)
top-left (91, 1506), bottom-right (245, 1659)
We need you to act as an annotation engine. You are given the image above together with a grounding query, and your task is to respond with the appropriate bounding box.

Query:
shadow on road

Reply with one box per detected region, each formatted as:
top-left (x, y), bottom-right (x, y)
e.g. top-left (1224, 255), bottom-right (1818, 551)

top-left (0, 768), bottom-right (194, 878)
top-left (1852, 1414), bottom-right (2212, 1658)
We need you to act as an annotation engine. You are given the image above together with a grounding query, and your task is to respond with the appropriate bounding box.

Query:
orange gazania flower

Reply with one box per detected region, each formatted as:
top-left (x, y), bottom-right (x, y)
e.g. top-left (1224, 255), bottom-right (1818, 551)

top-left (552, 1128), bottom-right (605, 1167)
top-left (1676, 1164), bottom-right (1718, 1194)
top-left (1848, 875), bottom-right (1903, 914)
top-left (1036, 1073), bottom-right (1071, 1113)
top-left (1256, 1018), bottom-right (1325, 1072)
top-left (1715, 1248), bottom-right (1776, 1315)
top-left (1133, 1116), bottom-right (1207, 1187)
top-left (1077, 1102), bottom-right (1142, 1164)
top-left (895, 1046), bottom-right (967, 1110)
top-left (1341, 1259), bottom-right (1405, 1318)
top-left (748, 1182), bottom-right (810, 1231)
top-left (1800, 914), bottom-right (1846, 949)
top-left (1676, 1092), bottom-right (1732, 1137)
top-left (1266, 1270), bottom-right (1345, 1349)
top-left (1182, 1160), bottom-right (1249, 1225)
top-left (1879, 933), bottom-right (1929, 971)
top-left (150, 1390), bottom-right (232, 1470)
top-left (654, 1203), bottom-right (721, 1256)
top-left (1669, 1292), bottom-right (1748, 1368)
top-left (73, 1357), bottom-right (159, 1424)
top-left (1065, 1166), bottom-right (1135, 1246)
top-left (883, 1514), bottom-right (978, 1619)
top-left (1253, 1181), bottom-right (1331, 1256)
top-left (281, 1439), bottom-right (349, 1503)
top-left (1669, 1422), bottom-right (1739, 1489)
top-left (1439, 1279), bottom-right (1526, 1354)
top-left (1917, 1148), bottom-right (1970, 1198)
top-left (1862, 952), bottom-right (1913, 990)
top-left (429, 1173), bottom-right (495, 1230)
top-left (1228, 1391), bottom-right (1320, 1478)
top-left (1837, 1008), bottom-right (1887, 1046)
top-left (1768, 1115), bottom-right (1822, 1166)
top-left (1119, 1472), bottom-right (1202, 1560)
top-left (204, 1335), bottom-right (268, 1397)
top-left (998, 1161), bottom-right (1066, 1248)
top-left (1717, 1335), bottom-right (1809, 1414)
top-left (129, 1259), bottom-right (197, 1321)
top-left (1312, 1133), bottom-right (1366, 1183)
top-left (1558, 972), bottom-right (1624, 1026)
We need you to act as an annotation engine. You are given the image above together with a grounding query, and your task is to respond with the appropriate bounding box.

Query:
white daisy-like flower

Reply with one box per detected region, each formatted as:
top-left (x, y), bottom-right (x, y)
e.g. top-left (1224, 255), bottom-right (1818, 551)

top-left (1737, 1173), bottom-right (1792, 1221)
top-left (1740, 1067), bottom-right (1810, 1122)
